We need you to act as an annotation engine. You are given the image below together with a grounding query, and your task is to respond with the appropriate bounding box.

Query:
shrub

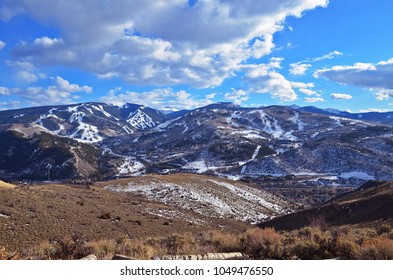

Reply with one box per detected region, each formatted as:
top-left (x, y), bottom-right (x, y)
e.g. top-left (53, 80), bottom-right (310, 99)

top-left (359, 237), bottom-right (393, 260)
top-left (243, 228), bottom-right (283, 259)
top-left (87, 239), bottom-right (116, 260)
top-left (52, 233), bottom-right (93, 260)
top-left (29, 240), bottom-right (58, 260)
top-left (334, 235), bottom-right (359, 259)
top-left (156, 234), bottom-right (197, 255)
top-left (293, 240), bottom-right (321, 259)
top-left (117, 239), bottom-right (155, 260)
top-left (206, 231), bottom-right (241, 253)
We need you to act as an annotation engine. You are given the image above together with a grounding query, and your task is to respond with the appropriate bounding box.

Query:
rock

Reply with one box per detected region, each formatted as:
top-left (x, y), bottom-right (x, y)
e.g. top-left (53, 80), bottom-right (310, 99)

top-left (112, 254), bottom-right (137, 260)
top-left (80, 254), bottom-right (97, 260)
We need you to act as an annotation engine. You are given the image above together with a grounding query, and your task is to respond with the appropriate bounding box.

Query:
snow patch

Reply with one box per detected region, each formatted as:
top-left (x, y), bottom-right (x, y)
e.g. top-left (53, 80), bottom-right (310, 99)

top-left (339, 172), bottom-right (375, 180)
top-left (118, 157), bottom-right (145, 175)
top-left (182, 160), bottom-right (208, 173)
top-left (289, 112), bottom-right (304, 131)
top-left (127, 109), bottom-right (156, 130)
top-left (69, 111), bottom-right (103, 143)
top-left (106, 179), bottom-right (290, 223)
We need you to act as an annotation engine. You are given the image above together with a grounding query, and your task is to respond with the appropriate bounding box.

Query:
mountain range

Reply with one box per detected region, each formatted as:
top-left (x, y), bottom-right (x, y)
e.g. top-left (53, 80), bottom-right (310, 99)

top-left (1, 102), bottom-right (393, 185)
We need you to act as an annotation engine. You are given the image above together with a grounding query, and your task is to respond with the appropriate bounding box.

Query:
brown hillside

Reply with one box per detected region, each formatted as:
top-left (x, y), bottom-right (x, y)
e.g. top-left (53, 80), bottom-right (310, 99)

top-left (0, 174), bottom-right (293, 252)
top-left (259, 181), bottom-right (393, 231)
top-left (0, 180), bottom-right (15, 189)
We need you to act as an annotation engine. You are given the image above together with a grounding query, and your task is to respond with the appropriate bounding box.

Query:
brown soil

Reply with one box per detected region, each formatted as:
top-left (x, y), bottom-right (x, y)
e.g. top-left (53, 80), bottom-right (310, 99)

top-left (0, 174), bottom-right (252, 252)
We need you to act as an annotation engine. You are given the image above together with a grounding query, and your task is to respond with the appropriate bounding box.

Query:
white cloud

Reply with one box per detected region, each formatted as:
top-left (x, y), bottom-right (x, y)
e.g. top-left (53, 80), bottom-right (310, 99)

top-left (17, 76), bottom-right (93, 106)
top-left (289, 62), bottom-right (311, 75)
top-left (0, 40), bottom-right (5, 51)
top-left (299, 88), bottom-right (319, 96)
top-left (331, 93), bottom-right (352, 100)
top-left (242, 64), bottom-right (298, 102)
top-left (224, 89), bottom-right (249, 105)
top-left (55, 76), bottom-right (92, 94)
top-left (289, 51), bottom-right (342, 75)
top-left (0, 101), bottom-right (20, 111)
top-left (240, 62), bottom-right (317, 102)
top-left (100, 88), bottom-right (215, 110)
top-left (18, 71), bottom-right (39, 83)
top-left (375, 90), bottom-right (393, 101)
top-left (312, 51), bottom-right (343, 62)
top-left (359, 108), bottom-right (389, 113)
top-left (315, 58), bottom-right (393, 92)
top-left (305, 97), bottom-right (325, 103)
top-left (0, 86), bottom-right (10, 95)
top-left (6, 0), bottom-right (328, 87)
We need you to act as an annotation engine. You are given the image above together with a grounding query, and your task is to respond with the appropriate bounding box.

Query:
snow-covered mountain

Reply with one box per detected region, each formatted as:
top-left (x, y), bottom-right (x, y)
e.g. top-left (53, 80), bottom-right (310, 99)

top-left (105, 104), bottom-right (393, 185)
top-left (0, 102), bottom-right (165, 143)
top-left (2, 102), bottom-right (393, 183)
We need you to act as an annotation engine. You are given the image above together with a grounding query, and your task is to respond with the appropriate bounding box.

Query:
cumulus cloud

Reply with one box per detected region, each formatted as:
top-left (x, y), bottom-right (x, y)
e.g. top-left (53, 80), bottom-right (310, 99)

top-left (305, 97), bottom-right (325, 103)
top-left (15, 76), bottom-right (93, 106)
top-left (4, 0), bottom-right (328, 87)
top-left (375, 90), bottom-right (393, 101)
top-left (299, 88), bottom-right (319, 96)
top-left (289, 62), bottom-right (311, 75)
top-left (241, 61), bottom-right (317, 102)
top-left (18, 71), bottom-right (39, 83)
top-left (315, 58), bottom-right (393, 92)
top-left (242, 63), bottom-right (297, 102)
top-left (100, 87), bottom-right (215, 110)
top-left (331, 93), bottom-right (352, 100)
top-left (224, 89), bottom-right (249, 104)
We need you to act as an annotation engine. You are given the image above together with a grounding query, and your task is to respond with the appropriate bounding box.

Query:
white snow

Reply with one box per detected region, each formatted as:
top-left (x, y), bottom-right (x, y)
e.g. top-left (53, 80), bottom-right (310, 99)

top-left (106, 178), bottom-right (290, 223)
top-left (258, 110), bottom-right (283, 139)
top-left (252, 145), bottom-right (261, 160)
top-left (122, 125), bottom-right (134, 134)
top-left (339, 171), bottom-right (375, 180)
top-left (13, 113), bottom-right (25, 119)
top-left (230, 129), bottom-right (267, 140)
top-left (154, 117), bottom-right (182, 131)
top-left (182, 123), bottom-right (189, 134)
top-left (92, 104), bottom-right (118, 119)
top-left (289, 112), bottom-right (304, 131)
top-left (127, 109), bottom-right (155, 130)
top-left (67, 105), bottom-right (79, 112)
top-left (329, 116), bottom-right (343, 127)
top-left (69, 111), bottom-right (103, 143)
top-left (118, 157), bottom-right (145, 175)
top-left (208, 180), bottom-right (285, 213)
top-left (241, 145), bottom-right (261, 174)
top-left (182, 160), bottom-right (208, 173)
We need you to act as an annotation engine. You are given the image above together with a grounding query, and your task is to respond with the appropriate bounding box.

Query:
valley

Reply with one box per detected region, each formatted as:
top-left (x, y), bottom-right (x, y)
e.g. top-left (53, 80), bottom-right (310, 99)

top-left (1, 102), bottom-right (393, 259)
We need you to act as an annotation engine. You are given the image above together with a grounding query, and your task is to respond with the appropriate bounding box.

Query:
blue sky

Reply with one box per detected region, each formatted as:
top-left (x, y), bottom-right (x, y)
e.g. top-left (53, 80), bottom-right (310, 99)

top-left (1, 0), bottom-right (393, 112)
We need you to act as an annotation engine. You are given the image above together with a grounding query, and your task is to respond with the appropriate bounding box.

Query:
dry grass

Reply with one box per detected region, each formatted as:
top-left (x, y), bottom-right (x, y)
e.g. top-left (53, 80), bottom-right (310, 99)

top-left (116, 239), bottom-right (155, 260)
top-left (0, 178), bottom-right (250, 252)
top-left (359, 237), bottom-right (393, 260)
top-left (87, 239), bottom-right (117, 260)
top-left (3, 224), bottom-right (393, 259)
top-left (0, 180), bottom-right (15, 189)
